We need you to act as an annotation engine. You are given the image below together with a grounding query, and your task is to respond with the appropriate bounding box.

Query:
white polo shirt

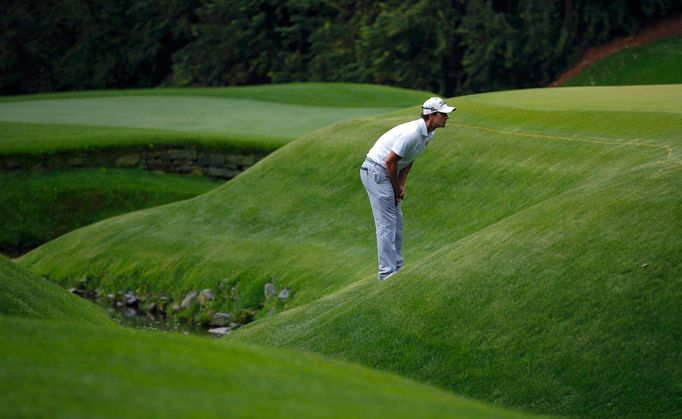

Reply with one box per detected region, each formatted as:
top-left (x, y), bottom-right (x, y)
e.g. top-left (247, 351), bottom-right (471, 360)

top-left (366, 118), bottom-right (433, 170)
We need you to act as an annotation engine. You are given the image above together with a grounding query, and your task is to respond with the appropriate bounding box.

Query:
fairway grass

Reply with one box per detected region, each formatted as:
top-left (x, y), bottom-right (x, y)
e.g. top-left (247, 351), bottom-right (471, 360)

top-left (564, 35), bottom-right (682, 86)
top-left (0, 317), bottom-right (534, 418)
top-left (18, 85), bottom-right (682, 416)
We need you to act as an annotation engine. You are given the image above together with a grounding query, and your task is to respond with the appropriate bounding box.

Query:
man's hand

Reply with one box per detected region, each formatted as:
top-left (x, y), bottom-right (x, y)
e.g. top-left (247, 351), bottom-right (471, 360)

top-left (395, 185), bottom-right (405, 203)
top-left (385, 151), bottom-right (403, 204)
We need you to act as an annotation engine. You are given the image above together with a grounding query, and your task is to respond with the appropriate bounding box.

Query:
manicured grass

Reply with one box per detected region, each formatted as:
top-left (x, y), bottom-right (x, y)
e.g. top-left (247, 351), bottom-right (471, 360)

top-left (0, 83), bottom-right (432, 155)
top-left (564, 35), bottom-right (682, 86)
top-left (18, 85), bottom-right (682, 416)
top-left (0, 83), bottom-right (430, 254)
top-left (0, 97), bottom-right (396, 140)
top-left (0, 255), bottom-right (112, 325)
top-left (0, 316), bottom-right (533, 418)
top-left (0, 168), bottom-right (219, 255)
top-left (0, 121), bottom-right (287, 155)
top-left (0, 82), bottom-right (432, 108)
top-left (3, 237), bottom-right (525, 418)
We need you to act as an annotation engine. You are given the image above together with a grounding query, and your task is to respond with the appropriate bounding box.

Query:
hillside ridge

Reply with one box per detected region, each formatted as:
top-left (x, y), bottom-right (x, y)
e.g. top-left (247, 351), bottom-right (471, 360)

top-left (551, 15), bottom-right (682, 86)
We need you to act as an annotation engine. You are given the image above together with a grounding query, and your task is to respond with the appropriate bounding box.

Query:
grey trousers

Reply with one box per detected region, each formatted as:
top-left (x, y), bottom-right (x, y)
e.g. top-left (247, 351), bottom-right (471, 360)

top-left (360, 159), bottom-right (403, 280)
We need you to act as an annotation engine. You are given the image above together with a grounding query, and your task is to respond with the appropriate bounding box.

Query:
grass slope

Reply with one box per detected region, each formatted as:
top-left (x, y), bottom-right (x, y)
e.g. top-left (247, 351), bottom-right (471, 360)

top-left (0, 255), bottom-right (112, 325)
top-left (0, 169), bottom-right (219, 255)
top-left (564, 35), bottom-right (682, 86)
top-left (0, 316), bottom-right (533, 419)
top-left (18, 85), bottom-right (682, 416)
top-left (0, 121), bottom-right (286, 155)
top-left (0, 83), bottom-right (429, 255)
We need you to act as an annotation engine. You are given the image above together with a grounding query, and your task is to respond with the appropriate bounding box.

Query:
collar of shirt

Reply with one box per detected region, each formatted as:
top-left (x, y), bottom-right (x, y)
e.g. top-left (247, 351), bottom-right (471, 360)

top-left (417, 118), bottom-right (432, 140)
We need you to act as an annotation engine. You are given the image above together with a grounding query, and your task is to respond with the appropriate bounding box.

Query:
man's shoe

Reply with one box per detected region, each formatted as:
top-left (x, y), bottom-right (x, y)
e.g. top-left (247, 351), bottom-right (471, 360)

top-left (379, 271), bottom-right (398, 281)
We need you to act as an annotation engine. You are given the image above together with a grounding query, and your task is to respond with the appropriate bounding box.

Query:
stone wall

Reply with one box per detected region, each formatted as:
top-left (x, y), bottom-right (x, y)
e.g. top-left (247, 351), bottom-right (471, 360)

top-left (1, 147), bottom-right (265, 180)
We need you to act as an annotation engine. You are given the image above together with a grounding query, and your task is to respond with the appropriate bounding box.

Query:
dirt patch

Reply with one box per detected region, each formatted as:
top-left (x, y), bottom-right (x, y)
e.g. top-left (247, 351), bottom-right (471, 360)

top-left (550, 15), bottom-right (682, 87)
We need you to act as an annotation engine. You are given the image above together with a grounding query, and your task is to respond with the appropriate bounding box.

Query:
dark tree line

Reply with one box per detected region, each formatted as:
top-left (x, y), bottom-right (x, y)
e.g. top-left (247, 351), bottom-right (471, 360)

top-left (1, 0), bottom-right (679, 96)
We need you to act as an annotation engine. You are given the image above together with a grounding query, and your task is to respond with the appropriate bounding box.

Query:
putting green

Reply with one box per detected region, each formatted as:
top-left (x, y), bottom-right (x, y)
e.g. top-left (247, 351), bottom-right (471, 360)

top-left (0, 96), bottom-right (399, 137)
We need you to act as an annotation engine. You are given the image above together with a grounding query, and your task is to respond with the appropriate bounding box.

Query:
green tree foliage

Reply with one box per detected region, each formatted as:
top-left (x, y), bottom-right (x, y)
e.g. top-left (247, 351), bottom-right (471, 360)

top-left (1, 0), bottom-right (679, 96)
top-left (457, 0), bottom-right (676, 93)
top-left (0, 0), bottom-right (200, 94)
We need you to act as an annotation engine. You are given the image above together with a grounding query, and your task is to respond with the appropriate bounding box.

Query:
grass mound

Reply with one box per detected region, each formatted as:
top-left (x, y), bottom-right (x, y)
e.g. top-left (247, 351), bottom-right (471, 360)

top-left (564, 35), bottom-right (682, 86)
top-left (0, 316), bottom-right (532, 418)
top-left (0, 255), bottom-right (111, 325)
top-left (18, 85), bottom-right (682, 416)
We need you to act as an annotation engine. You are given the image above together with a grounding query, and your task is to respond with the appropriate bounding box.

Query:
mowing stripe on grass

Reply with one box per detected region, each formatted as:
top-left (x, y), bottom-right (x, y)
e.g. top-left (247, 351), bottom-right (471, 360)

top-left (452, 123), bottom-right (675, 160)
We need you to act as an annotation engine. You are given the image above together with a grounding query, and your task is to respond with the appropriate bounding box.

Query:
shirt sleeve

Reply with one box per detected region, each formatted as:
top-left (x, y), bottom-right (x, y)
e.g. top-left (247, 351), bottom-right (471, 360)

top-left (390, 133), bottom-right (413, 157)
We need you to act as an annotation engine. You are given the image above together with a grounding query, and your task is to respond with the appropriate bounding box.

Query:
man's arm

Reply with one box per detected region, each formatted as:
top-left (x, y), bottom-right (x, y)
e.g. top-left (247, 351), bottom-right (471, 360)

top-left (398, 161), bottom-right (413, 188)
top-left (385, 151), bottom-right (404, 203)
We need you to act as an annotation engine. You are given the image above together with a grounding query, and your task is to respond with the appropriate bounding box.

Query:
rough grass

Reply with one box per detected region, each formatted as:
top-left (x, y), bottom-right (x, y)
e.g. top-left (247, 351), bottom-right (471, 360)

top-left (0, 316), bottom-right (534, 418)
top-left (564, 35), bottom-right (682, 86)
top-left (17, 85), bottom-right (682, 416)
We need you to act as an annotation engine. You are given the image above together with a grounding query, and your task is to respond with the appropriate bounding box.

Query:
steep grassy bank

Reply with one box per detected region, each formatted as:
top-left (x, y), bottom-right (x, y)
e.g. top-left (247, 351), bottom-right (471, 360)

top-left (0, 169), bottom-right (219, 256)
top-left (18, 85), bottom-right (681, 416)
top-left (19, 87), bottom-right (677, 306)
top-left (1, 83), bottom-right (430, 256)
top-left (0, 121), bottom-right (284, 156)
top-left (0, 255), bottom-right (112, 325)
top-left (0, 316), bottom-right (534, 418)
top-left (235, 160), bottom-right (681, 417)
top-left (564, 35), bottom-right (682, 86)
top-left (0, 252), bottom-right (532, 418)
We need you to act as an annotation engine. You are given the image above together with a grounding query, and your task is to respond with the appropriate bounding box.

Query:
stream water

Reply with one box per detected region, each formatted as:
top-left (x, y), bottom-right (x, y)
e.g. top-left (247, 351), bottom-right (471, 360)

top-left (105, 304), bottom-right (215, 337)
top-left (75, 288), bottom-right (239, 338)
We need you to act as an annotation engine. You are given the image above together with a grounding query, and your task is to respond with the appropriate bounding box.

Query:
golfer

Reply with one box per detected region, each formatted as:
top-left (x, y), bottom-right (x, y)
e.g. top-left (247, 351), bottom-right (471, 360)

top-left (360, 97), bottom-right (455, 281)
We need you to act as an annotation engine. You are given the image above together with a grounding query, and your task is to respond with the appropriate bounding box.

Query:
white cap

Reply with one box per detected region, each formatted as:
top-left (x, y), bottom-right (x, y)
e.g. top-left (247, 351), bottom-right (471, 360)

top-left (422, 97), bottom-right (456, 115)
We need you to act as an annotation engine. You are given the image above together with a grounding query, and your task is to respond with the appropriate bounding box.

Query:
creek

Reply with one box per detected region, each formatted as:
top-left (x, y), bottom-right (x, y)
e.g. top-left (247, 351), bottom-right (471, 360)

top-left (107, 304), bottom-right (213, 337)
